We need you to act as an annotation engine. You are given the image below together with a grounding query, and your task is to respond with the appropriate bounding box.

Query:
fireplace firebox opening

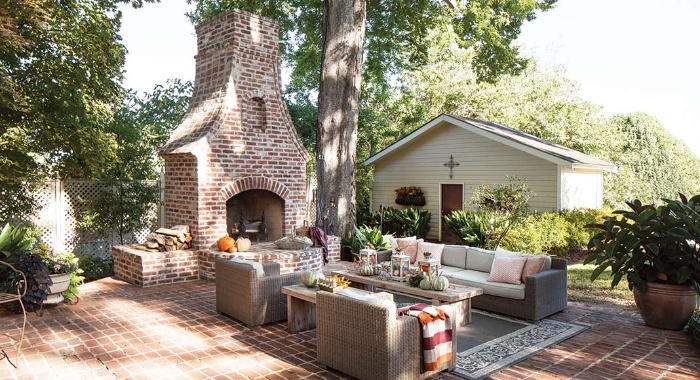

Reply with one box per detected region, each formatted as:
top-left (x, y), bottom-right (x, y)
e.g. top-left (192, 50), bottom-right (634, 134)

top-left (226, 189), bottom-right (284, 241)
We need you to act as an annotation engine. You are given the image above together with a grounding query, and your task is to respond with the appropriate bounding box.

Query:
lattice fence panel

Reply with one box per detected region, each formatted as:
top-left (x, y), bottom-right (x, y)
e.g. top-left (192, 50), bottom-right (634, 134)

top-left (28, 179), bottom-right (161, 259)
top-left (306, 174), bottom-right (317, 225)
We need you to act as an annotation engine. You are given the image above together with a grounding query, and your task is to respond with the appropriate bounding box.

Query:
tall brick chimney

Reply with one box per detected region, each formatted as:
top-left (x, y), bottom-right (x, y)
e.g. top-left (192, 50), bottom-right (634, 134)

top-left (161, 9), bottom-right (311, 251)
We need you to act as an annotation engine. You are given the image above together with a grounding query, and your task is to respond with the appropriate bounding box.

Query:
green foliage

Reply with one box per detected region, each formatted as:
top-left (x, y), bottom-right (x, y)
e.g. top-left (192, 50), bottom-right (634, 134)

top-left (585, 194), bottom-right (700, 293)
top-left (12, 250), bottom-right (51, 312)
top-left (604, 113), bottom-right (700, 207)
top-left (443, 210), bottom-right (499, 248)
top-left (341, 225), bottom-right (392, 259)
top-left (689, 310), bottom-right (700, 349)
top-left (470, 176), bottom-right (534, 248)
top-left (0, 223), bottom-right (34, 259)
top-left (78, 181), bottom-right (159, 245)
top-left (378, 207), bottom-right (431, 239)
top-left (78, 254), bottom-right (114, 282)
top-left (0, 0), bottom-right (160, 219)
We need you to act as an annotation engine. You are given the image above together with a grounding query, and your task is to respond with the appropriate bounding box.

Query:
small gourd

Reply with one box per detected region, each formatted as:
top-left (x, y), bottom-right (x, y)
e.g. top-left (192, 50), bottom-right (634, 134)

top-left (227, 246), bottom-right (238, 253)
top-left (301, 269), bottom-right (323, 288)
top-left (419, 276), bottom-right (433, 290)
top-left (217, 236), bottom-right (236, 252)
top-left (236, 236), bottom-right (252, 252)
top-left (431, 274), bottom-right (449, 291)
top-left (359, 261), bottom-right (374, 276)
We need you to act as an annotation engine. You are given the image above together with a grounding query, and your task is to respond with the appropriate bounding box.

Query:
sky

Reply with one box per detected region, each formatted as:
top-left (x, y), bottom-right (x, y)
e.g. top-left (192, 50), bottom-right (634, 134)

top-left (120, 0), bottom-right (700, 158)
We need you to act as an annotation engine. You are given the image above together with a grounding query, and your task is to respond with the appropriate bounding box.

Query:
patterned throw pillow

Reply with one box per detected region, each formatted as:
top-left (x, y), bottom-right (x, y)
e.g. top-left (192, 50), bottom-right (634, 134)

top-left (521, 255), bottom-right (546, 283)
top-left (487, 256), bottom-right (528, 285)
top-left (396, 238), bottom-right (423, 263)
top-left (416, 241), bottom-right (446, 266)
top-left (391, 236), bottom-right (416, 253)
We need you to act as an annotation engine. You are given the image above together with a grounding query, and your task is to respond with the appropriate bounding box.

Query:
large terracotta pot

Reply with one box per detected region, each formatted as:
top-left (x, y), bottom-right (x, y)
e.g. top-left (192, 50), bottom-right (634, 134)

top-left (632, 282), bottom-right (696, 330)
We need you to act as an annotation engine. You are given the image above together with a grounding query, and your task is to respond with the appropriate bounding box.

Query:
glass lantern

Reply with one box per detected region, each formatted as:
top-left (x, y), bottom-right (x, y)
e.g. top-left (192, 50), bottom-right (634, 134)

top-left (391, 253), bottom-right (410, 282)
top-left (359, 248), bottom-right (377, 264)
top-left (417, 258), bottom-right (439, 279)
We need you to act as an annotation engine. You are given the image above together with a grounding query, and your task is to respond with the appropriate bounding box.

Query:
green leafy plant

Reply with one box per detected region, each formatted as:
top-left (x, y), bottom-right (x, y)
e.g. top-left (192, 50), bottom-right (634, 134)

top-left (12, 250), bottom-right (51, 312)
top-left (585, 194), bottom-right (700, 293)
top-left (0, 223), bottom-right (34, 259)
top-left (471, 176), bottom-right (534, 249)
top-left (341, 225), bottom-right (392, 260)
top-left (34, 245), bottom-right (84, 300)
top-left (78, 254), bottom-right (114, 282)
top-left (380, 207), bottom-right (432, 238)
top-left (443, 210), bottom-right (498, 248)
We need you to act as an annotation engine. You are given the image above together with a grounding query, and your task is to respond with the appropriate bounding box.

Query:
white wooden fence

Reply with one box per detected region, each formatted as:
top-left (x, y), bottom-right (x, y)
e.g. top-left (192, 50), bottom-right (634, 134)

top-left (30, 180), bottom-right (162, 259)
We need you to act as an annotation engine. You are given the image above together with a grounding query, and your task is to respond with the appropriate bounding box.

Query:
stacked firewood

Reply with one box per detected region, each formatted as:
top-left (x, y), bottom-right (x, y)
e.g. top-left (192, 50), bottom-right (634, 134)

top-left (135, 225), bottom-right (192, 252)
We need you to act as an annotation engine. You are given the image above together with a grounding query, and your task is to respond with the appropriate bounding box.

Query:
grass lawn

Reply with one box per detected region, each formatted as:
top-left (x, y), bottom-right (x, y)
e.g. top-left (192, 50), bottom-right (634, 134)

top-left (568, 262), bottom-right (636, 310)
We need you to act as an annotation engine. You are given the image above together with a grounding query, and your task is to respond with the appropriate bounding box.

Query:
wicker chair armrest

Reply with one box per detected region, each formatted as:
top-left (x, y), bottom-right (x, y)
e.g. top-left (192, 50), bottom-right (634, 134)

top-left (551, 257), bottom-right (568, 270)
top-left (525, 268), bottom-right (567, 301)
top-left (262, 262), bottom-right (280, 276)
top-left (215, 258), bottom-right (256, 285)
top-left (377, 249), bottom-right (392, 263)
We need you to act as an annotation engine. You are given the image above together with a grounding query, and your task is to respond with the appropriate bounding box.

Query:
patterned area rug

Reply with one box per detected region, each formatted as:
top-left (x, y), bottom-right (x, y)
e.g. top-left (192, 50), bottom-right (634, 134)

top-left (452, 311), bottom-right (588, 380)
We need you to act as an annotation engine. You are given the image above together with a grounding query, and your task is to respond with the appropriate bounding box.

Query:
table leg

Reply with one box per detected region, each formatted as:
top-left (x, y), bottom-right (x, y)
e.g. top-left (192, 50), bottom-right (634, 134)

top-left (287, 295), bottom-right (316, 333)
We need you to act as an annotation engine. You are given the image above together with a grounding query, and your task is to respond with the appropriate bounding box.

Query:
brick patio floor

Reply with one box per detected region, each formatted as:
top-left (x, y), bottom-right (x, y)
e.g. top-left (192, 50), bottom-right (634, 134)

top-left (1, 265), bottom-right (699, 379)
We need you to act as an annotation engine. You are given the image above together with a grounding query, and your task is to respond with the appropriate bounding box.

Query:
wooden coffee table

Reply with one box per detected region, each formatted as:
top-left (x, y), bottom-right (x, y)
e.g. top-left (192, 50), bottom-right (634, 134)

top-left (332, 270), bottom-right (483, 326)
top-left (281, 284), bottom-right (389, 333)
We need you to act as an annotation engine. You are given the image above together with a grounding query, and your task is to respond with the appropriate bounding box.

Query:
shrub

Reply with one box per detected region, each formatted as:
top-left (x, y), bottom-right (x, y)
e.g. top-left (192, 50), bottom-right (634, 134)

top-left (500, 208), bottom-right (611, 256)
top-left (443, 210), bottom-right (499, 248)
top-left (375, 207), bottom-right (431, 238)
top-left (78, 254), bottom-right (114, 282)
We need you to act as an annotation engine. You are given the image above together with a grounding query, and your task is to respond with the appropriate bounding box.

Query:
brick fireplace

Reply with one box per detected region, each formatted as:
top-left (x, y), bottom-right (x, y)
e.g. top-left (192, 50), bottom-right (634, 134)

top-left (113, 9), bottom-right (341, 287)
top-left (160, 9), bottom-right (310, 250)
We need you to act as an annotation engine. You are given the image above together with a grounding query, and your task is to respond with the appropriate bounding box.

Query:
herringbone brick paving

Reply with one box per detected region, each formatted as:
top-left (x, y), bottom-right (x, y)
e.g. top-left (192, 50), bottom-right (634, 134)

top-left (1, 266), bottom-right (698, 379)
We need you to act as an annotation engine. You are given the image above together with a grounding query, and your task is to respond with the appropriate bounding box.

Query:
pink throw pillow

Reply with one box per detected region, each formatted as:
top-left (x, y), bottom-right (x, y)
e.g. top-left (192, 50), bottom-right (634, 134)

top-left (521, 255), bottom-right (546, 283)
top-left (396, 238), bottom-right (423, 263)
top-left (487, 256), bottom-right (528, 285)
top-left (416, 241), bottom-right (445, 266)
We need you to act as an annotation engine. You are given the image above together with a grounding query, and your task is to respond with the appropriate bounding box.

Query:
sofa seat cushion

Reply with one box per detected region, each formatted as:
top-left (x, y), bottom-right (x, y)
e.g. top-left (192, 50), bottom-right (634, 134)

top-left (437, 265), bottom-right (465, 276)
top-left (446, 269), bottom-right (525, 300)
top-left (441, 245), bottom-right (467, 268)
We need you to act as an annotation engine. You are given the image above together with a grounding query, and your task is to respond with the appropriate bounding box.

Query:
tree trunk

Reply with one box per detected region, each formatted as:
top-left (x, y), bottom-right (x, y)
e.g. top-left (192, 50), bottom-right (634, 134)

top-left (315, 0), bottom-right (366, 237)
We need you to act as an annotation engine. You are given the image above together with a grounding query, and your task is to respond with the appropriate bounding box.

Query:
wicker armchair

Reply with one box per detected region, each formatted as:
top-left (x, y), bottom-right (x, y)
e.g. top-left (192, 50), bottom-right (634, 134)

top-left (0, 259), bottom-right (27, 368)
top-left (215, 259), bottom-right (302, 327)
top-left (316, 291), bottom-right (455, 380)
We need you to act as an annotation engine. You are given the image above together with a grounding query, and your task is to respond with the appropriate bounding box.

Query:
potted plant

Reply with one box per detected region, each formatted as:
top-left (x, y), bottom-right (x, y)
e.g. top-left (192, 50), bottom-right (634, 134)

top-left (38, 248), bottom-right (83, 305)
top-left (394, 185), bottom-right (426, 206)
top-left (585, 194), bottom-right (700, 330)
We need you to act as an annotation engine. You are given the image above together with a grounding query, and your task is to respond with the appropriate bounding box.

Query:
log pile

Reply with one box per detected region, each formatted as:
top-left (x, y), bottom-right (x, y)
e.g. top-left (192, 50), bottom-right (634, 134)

top-left (134, 225), bottom-right (192, 252)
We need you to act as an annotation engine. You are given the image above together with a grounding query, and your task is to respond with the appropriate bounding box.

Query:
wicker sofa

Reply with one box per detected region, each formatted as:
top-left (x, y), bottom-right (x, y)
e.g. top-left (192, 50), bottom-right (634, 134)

top-left (316, 290), bottom-right (455, 380)
top-left (215, 258), bottom-right (302, 327)
top-left (378, 245), bottom-right (568, 321)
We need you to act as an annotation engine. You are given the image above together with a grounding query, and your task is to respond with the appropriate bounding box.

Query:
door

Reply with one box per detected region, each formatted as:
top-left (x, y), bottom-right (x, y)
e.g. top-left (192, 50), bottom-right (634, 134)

top-left (441, 184), bottom-right (463, 242)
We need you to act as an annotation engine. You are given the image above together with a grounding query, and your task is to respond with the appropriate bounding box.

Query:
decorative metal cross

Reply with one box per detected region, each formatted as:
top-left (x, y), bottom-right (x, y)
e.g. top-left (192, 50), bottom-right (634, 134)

top-left (443, 155), bottom-right (460, 179)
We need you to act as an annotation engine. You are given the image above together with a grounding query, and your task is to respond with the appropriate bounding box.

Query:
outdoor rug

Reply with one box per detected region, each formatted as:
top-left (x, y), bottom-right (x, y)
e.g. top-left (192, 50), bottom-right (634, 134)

top-left (452, 310), bottom-right (588, 380)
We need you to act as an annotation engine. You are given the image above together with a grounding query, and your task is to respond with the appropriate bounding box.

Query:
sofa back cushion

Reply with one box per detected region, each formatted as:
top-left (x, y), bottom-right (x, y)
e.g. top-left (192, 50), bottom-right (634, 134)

top-left (466, 247), bottom-right (496, 272)
top-left (417, 241), bottom-right (445, 266)
top-left (441, 245), bottom-right (468, 268)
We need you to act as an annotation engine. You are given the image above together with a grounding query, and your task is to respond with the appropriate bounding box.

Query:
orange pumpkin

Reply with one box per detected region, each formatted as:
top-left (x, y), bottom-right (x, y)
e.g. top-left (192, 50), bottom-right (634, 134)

top-left (236, 237), bottom-right (252, 252)
top-left (217, 236), bottom-right (235, 252)
top-left (227, 246), bottom-right (238, 253)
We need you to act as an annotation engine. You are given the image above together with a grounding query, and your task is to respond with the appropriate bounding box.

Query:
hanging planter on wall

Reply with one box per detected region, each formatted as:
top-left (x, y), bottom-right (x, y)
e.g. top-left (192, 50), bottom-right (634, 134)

top-left (395, 195), bottom-right (426, 206)
top-left (394, 185), bottom-right (426, 206)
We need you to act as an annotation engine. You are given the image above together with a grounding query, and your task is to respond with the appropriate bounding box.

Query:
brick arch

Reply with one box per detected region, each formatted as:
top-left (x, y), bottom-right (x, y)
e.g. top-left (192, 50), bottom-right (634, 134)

top-left (219, 176), bottom-right (290, 200)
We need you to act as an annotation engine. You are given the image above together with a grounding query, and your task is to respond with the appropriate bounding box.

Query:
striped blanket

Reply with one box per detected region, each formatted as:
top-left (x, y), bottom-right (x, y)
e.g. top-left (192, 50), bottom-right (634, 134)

top-left (399, 303), bottom-right (453, 371)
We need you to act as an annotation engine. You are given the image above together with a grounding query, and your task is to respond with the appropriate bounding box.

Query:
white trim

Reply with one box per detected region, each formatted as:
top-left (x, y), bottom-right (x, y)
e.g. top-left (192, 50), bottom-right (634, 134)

top-left (438, 181), bottom-right (464, 242)
top-left (556, 165), bottom-right (562, 211)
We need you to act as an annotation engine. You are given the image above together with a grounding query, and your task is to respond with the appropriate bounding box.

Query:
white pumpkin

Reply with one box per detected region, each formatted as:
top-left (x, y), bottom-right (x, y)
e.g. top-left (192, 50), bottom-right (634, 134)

top-left (431, 275), bottom-right (449, 291)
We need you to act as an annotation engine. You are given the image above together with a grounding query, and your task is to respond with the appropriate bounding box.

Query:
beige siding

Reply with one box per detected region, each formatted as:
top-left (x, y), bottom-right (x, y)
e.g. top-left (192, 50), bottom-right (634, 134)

top-left (371, 121), bottom-right (558, 241)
